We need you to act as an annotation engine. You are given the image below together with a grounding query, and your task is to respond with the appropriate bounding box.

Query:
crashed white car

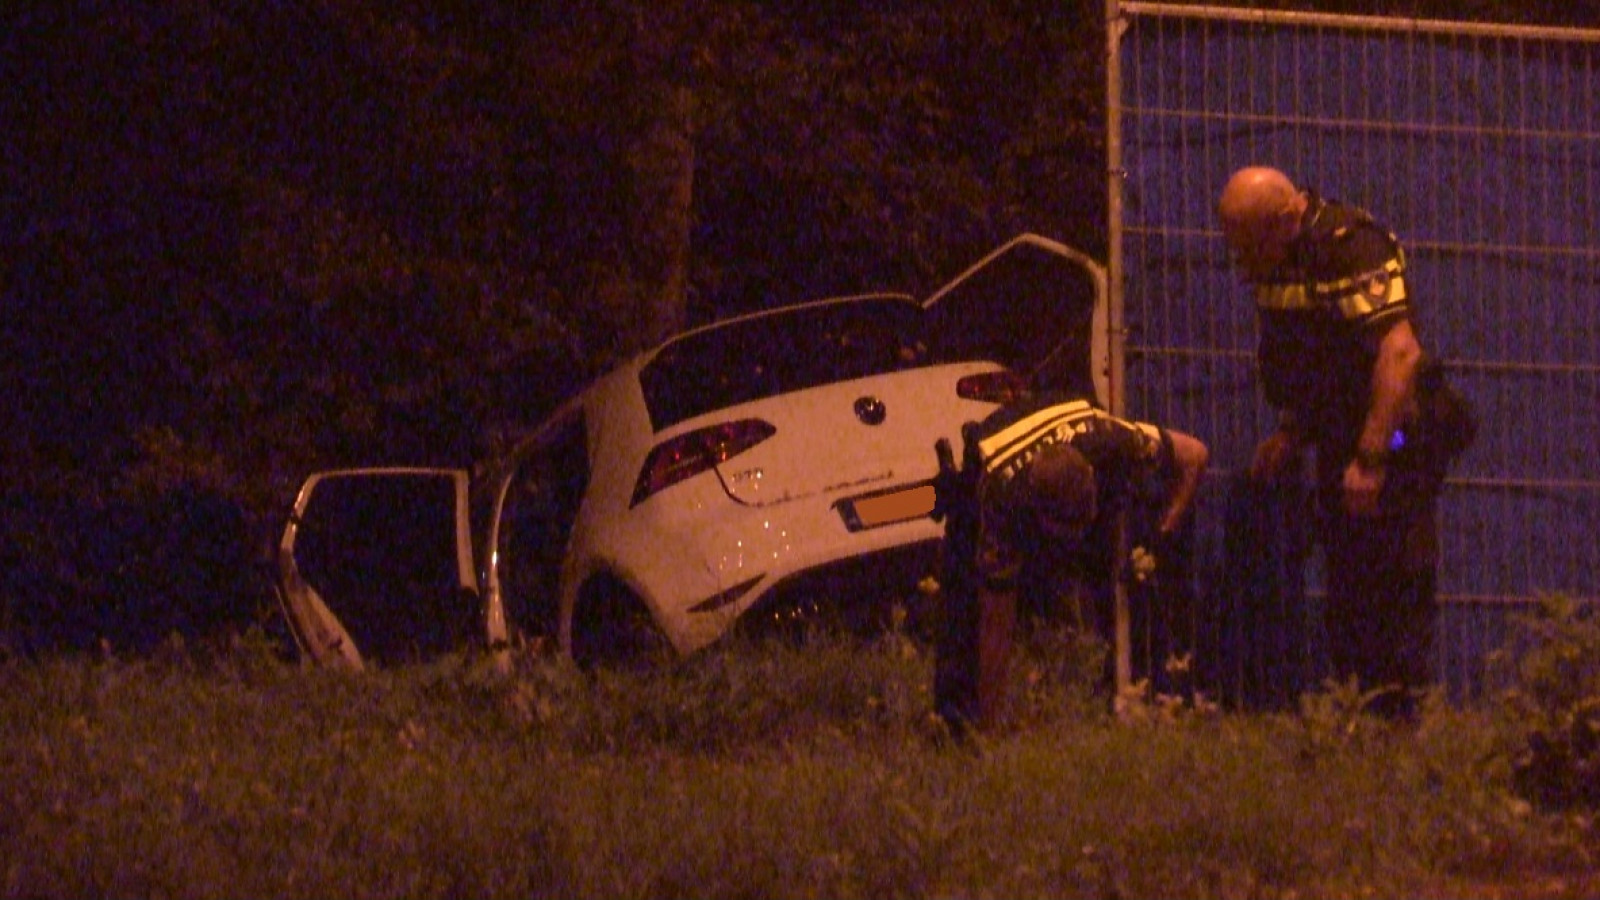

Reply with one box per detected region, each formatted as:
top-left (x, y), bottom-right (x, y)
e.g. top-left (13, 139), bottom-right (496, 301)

top-left (275, 234), bottom-right (1109, 669)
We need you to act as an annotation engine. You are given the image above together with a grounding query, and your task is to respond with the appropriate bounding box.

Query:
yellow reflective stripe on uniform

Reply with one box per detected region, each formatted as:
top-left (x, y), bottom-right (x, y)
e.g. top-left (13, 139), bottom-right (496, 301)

top-left (1337, 274), bottom-right (1407, 319)
top-left (977, 399), bottom-right (1094, 475)
top-left (1313, 256), bottom-right (1405, 299)
top-left (1256, 283), bottom-right (1310, 310)
top-left (1257, 260), bottom-right (1406, 319)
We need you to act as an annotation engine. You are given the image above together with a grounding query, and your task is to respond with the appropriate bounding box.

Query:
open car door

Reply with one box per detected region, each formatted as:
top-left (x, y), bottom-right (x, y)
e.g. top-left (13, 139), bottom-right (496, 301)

top-left (922, 232), bottom-right (1110, 407)
top-left (275, 468), bottom-right (484, 669)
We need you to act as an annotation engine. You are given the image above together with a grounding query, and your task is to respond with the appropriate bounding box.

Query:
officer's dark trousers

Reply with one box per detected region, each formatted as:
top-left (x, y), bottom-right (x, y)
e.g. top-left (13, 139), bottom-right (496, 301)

top-left (1317, 455), bottom-right (1442, 718)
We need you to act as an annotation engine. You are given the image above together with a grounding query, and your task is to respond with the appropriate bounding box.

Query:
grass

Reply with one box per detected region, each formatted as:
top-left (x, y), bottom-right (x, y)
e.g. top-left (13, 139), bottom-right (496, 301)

top-left (1, 625), bottom-right (1597, 900)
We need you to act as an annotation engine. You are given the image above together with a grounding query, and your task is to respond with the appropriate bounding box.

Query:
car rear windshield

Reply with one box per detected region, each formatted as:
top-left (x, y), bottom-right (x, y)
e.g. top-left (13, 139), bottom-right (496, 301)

top-left (638, 296), bottom-right (959, 433)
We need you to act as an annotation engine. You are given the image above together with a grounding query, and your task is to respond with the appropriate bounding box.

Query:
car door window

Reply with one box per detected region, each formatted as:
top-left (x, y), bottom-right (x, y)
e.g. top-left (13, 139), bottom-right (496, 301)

top-left (294, 473), bottom-right (475, 665)
top-left (497, 410), bottom-right (590, 643)
top-left (922, 234), bottom-right (1103, 398)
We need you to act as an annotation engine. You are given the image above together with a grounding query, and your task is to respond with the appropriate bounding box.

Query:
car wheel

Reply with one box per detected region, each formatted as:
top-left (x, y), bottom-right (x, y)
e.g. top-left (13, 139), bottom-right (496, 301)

top-left (570, 574), bottom-right (673, 671)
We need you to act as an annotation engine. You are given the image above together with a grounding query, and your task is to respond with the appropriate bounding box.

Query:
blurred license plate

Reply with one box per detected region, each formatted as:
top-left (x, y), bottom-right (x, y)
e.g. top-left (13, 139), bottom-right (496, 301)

top-left (842, 484), bottom-right (936, 530)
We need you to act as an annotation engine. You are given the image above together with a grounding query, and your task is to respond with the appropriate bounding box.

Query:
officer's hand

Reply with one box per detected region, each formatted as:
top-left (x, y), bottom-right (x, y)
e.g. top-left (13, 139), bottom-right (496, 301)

top-left (1249, 429), bottom-right (1301, 483)
top-left (1341, 458), bottom-right (1385, 517)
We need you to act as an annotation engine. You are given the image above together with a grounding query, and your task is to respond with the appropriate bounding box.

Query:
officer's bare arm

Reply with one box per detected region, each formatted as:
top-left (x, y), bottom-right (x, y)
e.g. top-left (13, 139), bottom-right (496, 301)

top-left (1157, 429), bottom-right (1210, 535)
top-left (1357, 319), bottom-right (1424, 469)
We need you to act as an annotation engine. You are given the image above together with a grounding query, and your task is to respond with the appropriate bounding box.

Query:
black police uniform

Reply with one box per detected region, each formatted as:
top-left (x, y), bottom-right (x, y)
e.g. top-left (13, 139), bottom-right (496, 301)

top-left (933, 391), bottom-right (1179, 731)
top-left (1253, 190), bottom-right (1468, 715)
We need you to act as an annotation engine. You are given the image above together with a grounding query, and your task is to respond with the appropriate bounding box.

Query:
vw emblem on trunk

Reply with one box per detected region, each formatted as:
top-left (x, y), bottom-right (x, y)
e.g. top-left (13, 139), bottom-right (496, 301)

top-left (854, 396), bottom-right (887, 425)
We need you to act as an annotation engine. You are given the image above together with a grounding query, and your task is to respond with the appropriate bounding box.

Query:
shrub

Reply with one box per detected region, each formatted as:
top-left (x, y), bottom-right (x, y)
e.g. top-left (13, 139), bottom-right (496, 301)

top-left (1491, 593), bottom-right (1600, 810)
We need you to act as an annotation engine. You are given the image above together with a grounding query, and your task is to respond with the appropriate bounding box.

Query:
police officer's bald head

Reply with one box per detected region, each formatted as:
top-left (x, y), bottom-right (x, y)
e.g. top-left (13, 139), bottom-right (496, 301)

top-left (1218, 165), bottom-right (1306, 282)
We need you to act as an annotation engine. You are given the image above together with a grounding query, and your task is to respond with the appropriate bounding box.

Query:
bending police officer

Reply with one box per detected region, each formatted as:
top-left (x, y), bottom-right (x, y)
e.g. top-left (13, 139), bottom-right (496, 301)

top-left (933, 389), bottom-right (1209, 732)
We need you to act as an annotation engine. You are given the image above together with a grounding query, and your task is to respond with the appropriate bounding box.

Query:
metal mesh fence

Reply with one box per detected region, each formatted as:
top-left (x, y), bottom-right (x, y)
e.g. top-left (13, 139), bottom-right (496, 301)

top-left (1108, 2), bottom-right (1600, 704)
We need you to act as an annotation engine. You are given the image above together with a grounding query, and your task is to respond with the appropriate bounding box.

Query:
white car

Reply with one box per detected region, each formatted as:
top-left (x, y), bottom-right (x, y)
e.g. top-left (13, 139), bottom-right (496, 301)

top-left (275, 234), bottom-right (1109, 669)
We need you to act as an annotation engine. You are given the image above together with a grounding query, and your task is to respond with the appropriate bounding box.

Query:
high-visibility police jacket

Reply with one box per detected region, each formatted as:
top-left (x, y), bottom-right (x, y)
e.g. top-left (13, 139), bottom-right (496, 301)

top-left (975, 393), bottom-right (1173, 495)
top-left (972, 391), bottom-right (1177, 574)
top-left (1254, 191), bottom-right (1413, 447)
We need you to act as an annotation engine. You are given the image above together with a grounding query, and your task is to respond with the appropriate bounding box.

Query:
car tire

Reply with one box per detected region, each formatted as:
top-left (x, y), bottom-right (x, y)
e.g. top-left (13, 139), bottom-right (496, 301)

top-left (570, 574), bottom-right (673, 671)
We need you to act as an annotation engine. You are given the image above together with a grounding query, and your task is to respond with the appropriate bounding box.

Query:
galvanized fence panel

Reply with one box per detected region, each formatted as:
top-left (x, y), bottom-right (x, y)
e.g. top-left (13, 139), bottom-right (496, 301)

top-left (1109, 3), bottom-right (1600, 704)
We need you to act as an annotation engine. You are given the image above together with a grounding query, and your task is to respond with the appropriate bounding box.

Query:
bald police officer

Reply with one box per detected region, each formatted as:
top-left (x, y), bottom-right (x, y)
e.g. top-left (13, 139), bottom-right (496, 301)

top-left (1218, 165), bottom-right (1472, 718)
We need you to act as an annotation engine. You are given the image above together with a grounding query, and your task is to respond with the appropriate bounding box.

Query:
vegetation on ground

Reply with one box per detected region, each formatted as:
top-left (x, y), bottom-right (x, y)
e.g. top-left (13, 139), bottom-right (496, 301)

top-left (2, 595), bottom-right (1597, 900)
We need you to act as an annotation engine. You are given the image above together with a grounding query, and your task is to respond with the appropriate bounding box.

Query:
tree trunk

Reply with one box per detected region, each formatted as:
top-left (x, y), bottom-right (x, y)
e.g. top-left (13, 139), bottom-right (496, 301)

top-left (625, 82), bottom-right (696, 353)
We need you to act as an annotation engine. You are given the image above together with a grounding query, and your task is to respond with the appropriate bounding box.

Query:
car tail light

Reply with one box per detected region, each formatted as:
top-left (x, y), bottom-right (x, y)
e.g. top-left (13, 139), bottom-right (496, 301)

top-left (957, 370), bottom-right (1030, 405)
top-left (630, 419), bottom-right (777, 507)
